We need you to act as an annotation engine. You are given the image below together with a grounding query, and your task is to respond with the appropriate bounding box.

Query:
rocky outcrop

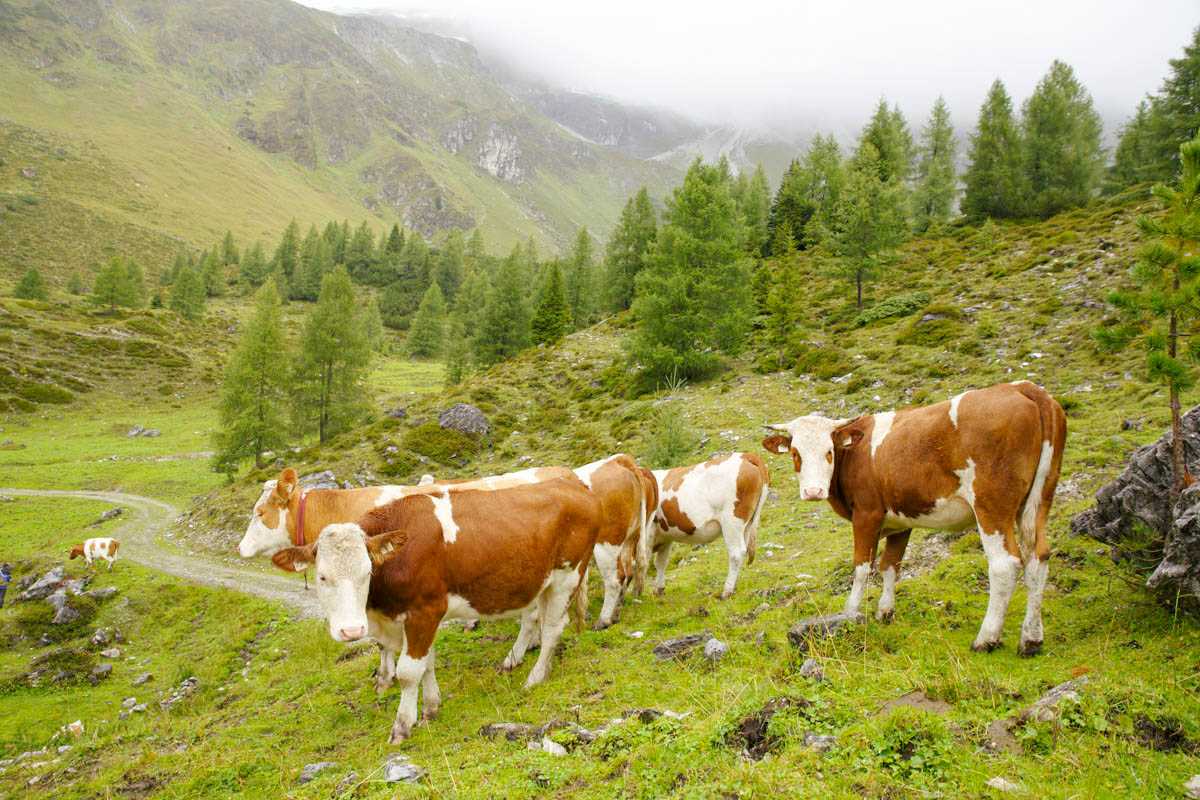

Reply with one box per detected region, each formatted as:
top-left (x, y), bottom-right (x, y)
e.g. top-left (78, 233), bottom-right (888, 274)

top-left (1072, 406), bottom-right (1200, 606)
top-left (438, 404), bottom-right (490, 438)
top-left (477, 124), bottom-right (523, 182)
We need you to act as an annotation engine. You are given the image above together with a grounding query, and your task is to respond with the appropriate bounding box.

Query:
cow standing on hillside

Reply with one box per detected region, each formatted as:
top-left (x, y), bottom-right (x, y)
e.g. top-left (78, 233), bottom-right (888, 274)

top-left (69, 538), bottom-right (120, 570)
top-left (762, 381), bottom-right (1066, 655)
top-left (648, 452), bottom-right (770, 599)
top-left (271, 478), bottom-right (602, 742)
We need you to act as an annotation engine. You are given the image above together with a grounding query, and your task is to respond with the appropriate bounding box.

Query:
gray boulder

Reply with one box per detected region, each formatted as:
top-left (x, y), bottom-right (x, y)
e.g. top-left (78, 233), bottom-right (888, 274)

top-left (18, 567), bottom-right (65, 601)
top-left (300, 470), bottom-right (340, 490)
top-left (1072, 405), bottom-right (1200, 605)
top-left (298, 762), bottom-right (338, 784)
top-left (381, 754), bottom-right (425, 783)
top-left (438, 403), bottom-right (491, 438)
top-left (787, 612), bottom-right (864, 653)
top-left (653, 632), bottom-right (712, 661)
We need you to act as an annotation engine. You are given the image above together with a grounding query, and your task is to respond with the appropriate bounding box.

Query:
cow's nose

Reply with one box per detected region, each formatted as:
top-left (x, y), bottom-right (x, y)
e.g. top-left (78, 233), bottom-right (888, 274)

top-left (338, 626), bottom-right (366, 641)
top-left (803, 487), bottom-right (826, 500)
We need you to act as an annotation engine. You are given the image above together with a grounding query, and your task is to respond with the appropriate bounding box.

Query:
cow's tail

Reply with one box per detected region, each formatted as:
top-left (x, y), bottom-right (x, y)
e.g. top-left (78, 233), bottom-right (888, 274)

top-left (636, 466), bottom-right (658, 595)
top-left (568, 565), bottom-right (588, 633)
top-left (1016, 383), bottom-right (1067, 562)
top-left (630, 479), bottom-right (649, 596)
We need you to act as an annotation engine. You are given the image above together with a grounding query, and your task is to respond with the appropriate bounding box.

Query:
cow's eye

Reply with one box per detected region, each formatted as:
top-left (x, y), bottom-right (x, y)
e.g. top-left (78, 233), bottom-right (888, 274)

top-left (318, 574), bottom-right (327, 583)
top-left (826, 450), bottom-right (834, 464)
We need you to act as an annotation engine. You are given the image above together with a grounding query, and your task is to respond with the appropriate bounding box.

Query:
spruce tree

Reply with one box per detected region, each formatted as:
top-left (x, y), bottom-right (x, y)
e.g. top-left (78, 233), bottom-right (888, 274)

top-left (1021, 60), bottom-right (1104, 217)
top-left (741, 165), bottom-right (772, 256)
top-left (362, 294), bottom-right (385, 353)
top-left (857, 99), bottom-right (915, 185)
top-left (475, 246), bottom-right (532, 366)
top-left (67, 270), bottom-right (85, 295)
top-left (295, 225), bottom-right (332, 301)
top-left (125, 258), bottom-right (147, 307)
top-left (823, 144), bottom-right (909, 308)
top-left (564, 227), bottom-right (595, 327)
top-left (200, 249), bottom-right (225, 297)
top-left (465, 228), bottom-right (487, 274)
top-left (272, 220), bottom-right (301, 279)
top-left (434, 229), bottom-right (465, 301)
top-left (963, 79), bottom-right (1027, 219)
top-left (91, 257), bottom-right (135, 312)
top-left (765, 228), bottom-right (804, 361)
top-left (1138, 27), bottom-right (1200, 182)
top-left (532, 261), bottom-right (570, 345)
top-left (322, 220), bottom-right (346, 265)
top-left (768, 160), bottom-right (816, 255)
top-left (212, 278), bottom-right (289, 474)
top-left (385, 223), bottom-right (405, 257)
top-left (407, 282), bottom-right (447, 358)
top-left (14, 267), bottom-right (48, 300)
top-left (630, 159), bottom-right (755, 385)
top-left (1097, 133), bottom-right (1200, 496)
top-left (169, 265), bottom-right (206, 321)
top-left (455, 267), bottom-right (489, 337)
top-left (912, 97), bottom-right (958, 232)
top-left (603, 187), bottom-right (658, 311)
top-left (345, 221), bottom-right (377, 282)
top-left (293, 267), bottom-right (371, 443)
top-left (379, 281), bottom-right (409, 330)
top-left (221, 230), bottom-right (240, 265)
top-left (239, 241), bottom-right (269, 287)
top-left (444, 313), bottom-right (470, 385)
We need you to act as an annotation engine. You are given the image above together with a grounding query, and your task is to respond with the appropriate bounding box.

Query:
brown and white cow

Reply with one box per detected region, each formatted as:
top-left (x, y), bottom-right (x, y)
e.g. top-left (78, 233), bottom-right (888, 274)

top-left (649, 452), bottom-right (770, 599)
top-left (271, 478), bottom-right (602, 742)
top-left (762, 381), bottom-right (1066, 655)
top-left (69, 538), bottom-right (120, 570)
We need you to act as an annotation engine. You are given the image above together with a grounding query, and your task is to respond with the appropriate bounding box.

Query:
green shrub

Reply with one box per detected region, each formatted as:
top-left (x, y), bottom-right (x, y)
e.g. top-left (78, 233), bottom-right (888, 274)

top-left (402, 422), bottom-right (479, 465)
top-left (791, 340), bottom-right (853, 380)
top-left (896, 304), bottom-right (965, 347)
top-left (853, 291), bottom-right (931, 327)
top-left (642, 399), bottom-right (696, 469)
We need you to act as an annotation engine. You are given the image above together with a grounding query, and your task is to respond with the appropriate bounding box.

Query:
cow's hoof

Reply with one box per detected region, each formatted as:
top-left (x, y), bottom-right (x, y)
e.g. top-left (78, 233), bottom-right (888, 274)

top-left (1017, 639), bottom-right (1042, 657)
top-left (971, 639), bottom-right (1000, 653)
top-left (389, 723), bottom-right (412, 744)
top-left (592, 619), bottom-right (612, 631)
top-left (375, 682), bottom-right (390, 696)
top-left (875, 608), bottom-right (895, 624)
top-left (653, 587), bottom-right (665, 598)
top-left (499, 660), bottom-right (516, 673)
top-left (717, 590), bottom-right (734, 600)
top-left (421, 706), bottom-right (440, 722)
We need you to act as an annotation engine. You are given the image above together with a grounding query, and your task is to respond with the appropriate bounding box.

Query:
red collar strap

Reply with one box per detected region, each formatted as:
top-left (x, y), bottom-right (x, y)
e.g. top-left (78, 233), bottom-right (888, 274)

top-left (295, 490), bottom-right (309, 547)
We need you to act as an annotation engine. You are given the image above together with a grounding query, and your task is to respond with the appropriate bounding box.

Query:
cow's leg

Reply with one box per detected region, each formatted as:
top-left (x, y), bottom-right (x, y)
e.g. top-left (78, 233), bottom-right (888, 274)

top-left (845, 513), bottom-right (882, 617)
top-left (876, 530), bottom-right (911, 623)
top-left (501, 604), bottom-right (539, 671)
top-left (718, 511), bottom-right (749, 599)
top-left (390, 609), bottom-right (439, 743)
top-left (524, 572), bottom-right (575, 688)
top-left (106, 555), bottom-right (114, 571)
top-left (592, 542), bottom-right (622, 630)
top-left (376, 648), bottom-right (395, 695)
top-left (652, 541), bottom-right (672, 597)
top-left (972, 508), bottom-right (1023, 653)
top-left (419, 644), bottom-right (440, 721)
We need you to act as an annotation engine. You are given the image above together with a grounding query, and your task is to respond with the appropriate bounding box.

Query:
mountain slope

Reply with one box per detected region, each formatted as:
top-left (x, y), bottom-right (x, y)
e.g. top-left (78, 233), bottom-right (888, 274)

top-left (0, 0), bottom-right (682, 282)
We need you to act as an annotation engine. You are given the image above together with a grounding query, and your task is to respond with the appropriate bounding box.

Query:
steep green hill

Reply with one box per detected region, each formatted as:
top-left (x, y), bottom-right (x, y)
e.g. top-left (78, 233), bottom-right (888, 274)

top-left (0, 0), bottom-right (680, 284)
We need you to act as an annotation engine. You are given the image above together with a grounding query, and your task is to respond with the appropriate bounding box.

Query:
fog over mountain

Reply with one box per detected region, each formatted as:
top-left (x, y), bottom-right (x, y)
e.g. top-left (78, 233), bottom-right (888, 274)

top-left (300, 0), bottom-right (1196, 140)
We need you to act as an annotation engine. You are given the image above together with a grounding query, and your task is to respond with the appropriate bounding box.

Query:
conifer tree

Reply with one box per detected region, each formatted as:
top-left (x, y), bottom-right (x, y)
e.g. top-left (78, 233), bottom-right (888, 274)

top-left (963, 79), bottom-right (1027, 219)
top-left (345, 221), bottom-right (377, 282)
top-left (14, 267), bottom-right (48, 300)
top-left (765, 229), bottom-right (804, 358)
top-left (295, 225), bottom-right (332, 301)
top-left (823, 144), bottom-right (909, 308)
top-left (362, 294), bottom-right (385, 353)
top-left (293, 267), bottom-right (371, 443)
top-left (603, 187), bottom-right (658, 311)
top-left (532, 261), bottom-right (571, 345)
top-left (455, 268), bottom-right (489, 337)
top-left (125, 258), bottom-right (147, 307)
top-left (322, 221), bottom-right (346, 265)
top-left (239, 241), bottom-right (269, 287)
top-left (169, 265), bottom-right (206, 321)
top-left (1108, 101), bottom-right (1162, 192)
top-left (221, 230), bottom-right (240, 265)
top-left (164, 252), bottom-right (187, 286)
top-left (740, 164), bottom-right (772, 256)
top-left (1097, 133), bottom-right (1200, 496)
top-left (630, 159), bottom-right (754, 385)
top-left (408, 282), bottom-right (447, 358)
top-left (465, 228), bottom-right (487, 274)
top-left (272, 220), bottom-right (301, 279)
top-left (91, 257), bottom-right (136, 312)
top-left (475, 246), bottom-right (531, 366)
top-left (444, 313), bottom-right (470, 385)
top-left (564, 227), bottom-right (595, 327)
top-left (67, 270), bottom-right (85, 295)
top-left (434, 229), bottom-right (466, 301)
top-left (385, 223), bottom-right (405, 257)
top-left (767, 159), bottom-right (815, 255)
top-left (857, 99), bottom-right (915, 184)
top-left (1022, 60), bottom-right (1103, 217)
top-left (912, 97), bottom-right (958, 232)
top-left (379, 281), bottom-right (409, 330)
top-left (212, 278), bottom-right (289, 474)
top-left (200, 249), bottom-right (225, 297)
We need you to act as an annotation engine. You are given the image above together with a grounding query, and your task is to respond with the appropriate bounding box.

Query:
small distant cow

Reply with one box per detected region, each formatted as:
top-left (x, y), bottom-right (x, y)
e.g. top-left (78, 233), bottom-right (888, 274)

top-left (69, 538), bottom-right (120, 570)
top-left (762, 381), bottom-right (1066, 655)
top-left (272, 478), bottom-right (602, 742)
top-left (648, 452), bottom-right (770, 599)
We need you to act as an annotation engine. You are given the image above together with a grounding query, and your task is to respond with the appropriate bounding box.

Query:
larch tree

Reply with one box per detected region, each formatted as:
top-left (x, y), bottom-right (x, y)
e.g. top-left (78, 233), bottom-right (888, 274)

top-left (92, 257), bottom-right (136, 312)
top-left (212, 278), bottom-right (290, 475)
top-left (272, 220), bottom-right (301, 280)
top-left (1108, 101), bottom-right (1164, 192)
top-left (293, 267), bottom-right (371, 444)
top-left (564, 227), bottom-right (595, 327)
top-left (67, 270), bottom-right (85, 295)
top-left (630, 159), bottom-right (755, 386)
top-left (475, 246), bottom-right (531, 366)
top-left (221, 230), bottom-right (240, 266)
top-left (912, 97), bottom-right (958, 232)
top-left (14, 267), bottom-right (47, 300)
top-left (1097, 133), bottom-right (1200, 496)
top-left (345, 221), bottom-right (378, 283)
top-left (603, 187), bottom-right (658, 311)
top-left (169, 265), bottom-right (206, 321)
top-left (532, 261), bottom-right (571, 345)
top-left (239, 241), bottom-right (269, 287)
top-left (200, 249), bottom-right (225, 297)
top-left (125, 258), bottom-right (147, 307)
top-left (740, 164), bottom-right (772, 256)
top-left (296, 226), bottom-right (333, 301)
top-left (857, 99), bottom-right (915, 185)
top-left (963, 79), bottom-right (1027, 219)
top-left (407, 282), bottom-right (447, 358)
top-left (1021, 60), bottom-right (1104, 217)
top-left (434, 229), bottom-right (466, 302)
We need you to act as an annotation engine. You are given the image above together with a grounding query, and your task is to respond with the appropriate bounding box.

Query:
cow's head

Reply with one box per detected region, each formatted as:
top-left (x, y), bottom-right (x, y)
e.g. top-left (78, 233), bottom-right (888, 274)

top-left (69, 544), bottom-right (85, 560)
top-left (238, 468), bottom-right (299, 558)
top-left (762, 415), bottom-right (861, 500)
top-left (271, 523), bottom-right (402, 643)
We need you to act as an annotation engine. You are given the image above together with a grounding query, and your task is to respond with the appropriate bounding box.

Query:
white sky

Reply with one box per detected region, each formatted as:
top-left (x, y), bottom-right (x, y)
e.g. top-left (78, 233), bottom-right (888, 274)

top-left (301, 0), bottom-right (1197, 135)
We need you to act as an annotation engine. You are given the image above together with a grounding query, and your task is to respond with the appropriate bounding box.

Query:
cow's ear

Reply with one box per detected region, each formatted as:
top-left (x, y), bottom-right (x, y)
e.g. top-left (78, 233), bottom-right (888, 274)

top-left (833, 427), bottom-right (865, 449)
top-left (271, 543), bottom-right (316, 573)
top-left (365, 531), bottom-right (406, 567)
top-left (275, 468), bottom-right (298, 502)
top-left (762, 434), bottom-right (792, 454)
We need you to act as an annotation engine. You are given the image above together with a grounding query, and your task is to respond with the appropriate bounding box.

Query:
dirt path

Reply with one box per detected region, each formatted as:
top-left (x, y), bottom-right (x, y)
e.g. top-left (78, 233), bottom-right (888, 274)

top-left (1, 487), bottom-right (320, 618)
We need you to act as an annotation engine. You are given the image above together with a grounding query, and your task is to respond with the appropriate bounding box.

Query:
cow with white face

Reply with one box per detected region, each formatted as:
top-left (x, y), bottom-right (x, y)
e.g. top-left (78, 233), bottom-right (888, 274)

top-left (763, 381), bottom-right (1066, 656)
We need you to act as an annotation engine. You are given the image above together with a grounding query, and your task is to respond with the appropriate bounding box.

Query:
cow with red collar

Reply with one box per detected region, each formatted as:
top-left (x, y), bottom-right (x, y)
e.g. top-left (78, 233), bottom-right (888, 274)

top-left (648, 452), bottom-right (771, 599)
top-left (271, 478), bottom-right (602, 742)
top-left (762, 381), bottom-right (1066, 655)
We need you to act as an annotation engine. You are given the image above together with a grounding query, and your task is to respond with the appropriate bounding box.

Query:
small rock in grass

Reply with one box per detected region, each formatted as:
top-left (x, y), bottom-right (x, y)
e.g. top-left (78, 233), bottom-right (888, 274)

top-left (121, 697), bottom-right (137, 710)
top-left (480, 722), bottom-right (538, 741)
top-left (334, 772), bottom-right (359, 794)
top-left (101, 648), bottom-right (121, 659)
top-left (540, 737), bottom-right (567, 756)
top-left (798, 658), bottom-right (825, 681)
top-left (986, 776), bottom-right (1020, 793)
top-left (381, 754), bottom-right (425, 783)
top-left (802, 732), bottom-right (836, 752)
top-left (91, 629), bottom-right (109, 647)
top-left (298, 761), bottom-right (338, 784)
top-left (1185, 776), bottom-right (1200, 800)
top-left (133, 672), bottom-right (153, 686)
top-left (628, 630), bottom-right (644, 639)
top-left (653, 632), bottom-right (712, 661)
top-left (90, 663), bottom-right (112, 684)
top-left (703, 638), bottom-right (728, 662)
top-left (1017, 676), bottom-right (1088, 724)
top-left (132, 704), bottom-right (147, 713)
top-left (787, 612), bottom-right (864, 653)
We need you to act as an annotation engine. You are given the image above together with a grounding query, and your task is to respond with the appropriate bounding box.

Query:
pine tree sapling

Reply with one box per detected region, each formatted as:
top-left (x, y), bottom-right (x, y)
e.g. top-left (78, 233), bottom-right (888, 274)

top-left (1097, 133), bottom-right (1200, 495)
top-left (532, 261), bottom-right (571, 345)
